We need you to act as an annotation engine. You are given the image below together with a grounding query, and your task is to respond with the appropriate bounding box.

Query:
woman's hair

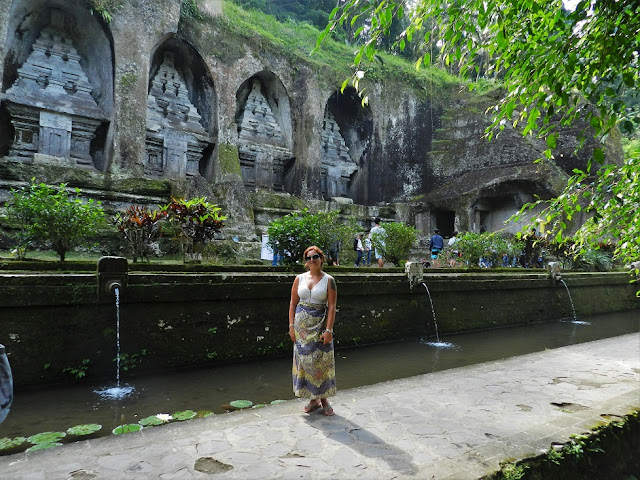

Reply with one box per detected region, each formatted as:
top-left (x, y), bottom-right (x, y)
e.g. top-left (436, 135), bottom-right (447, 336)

top-left (303, 246), bottom-right (325, 270)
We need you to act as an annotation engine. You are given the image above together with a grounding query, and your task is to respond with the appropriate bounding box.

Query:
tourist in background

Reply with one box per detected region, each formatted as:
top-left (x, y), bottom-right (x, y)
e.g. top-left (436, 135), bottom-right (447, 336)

top-left (448, 231), bottom-right (459, 267)
top-left (288, 246), bottom-right (337, 416)
top-left (370, 217), bottom-right (386, 267)
top-left (364, 232), bottom-right (372, 266)
top-left (429, 229), bottom-right (444, 268)
top-left (354, 233), bottom-right (364, 266)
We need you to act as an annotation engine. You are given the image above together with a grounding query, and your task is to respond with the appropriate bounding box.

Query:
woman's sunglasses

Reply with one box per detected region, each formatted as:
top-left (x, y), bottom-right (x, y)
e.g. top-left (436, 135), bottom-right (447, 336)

top-left (305, 254), bottom-right (321, 261)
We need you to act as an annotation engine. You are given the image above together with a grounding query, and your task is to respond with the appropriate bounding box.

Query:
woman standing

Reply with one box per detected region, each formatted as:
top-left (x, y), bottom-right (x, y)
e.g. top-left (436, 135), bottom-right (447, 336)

top-left (289, 246), bottom-right (337, 416)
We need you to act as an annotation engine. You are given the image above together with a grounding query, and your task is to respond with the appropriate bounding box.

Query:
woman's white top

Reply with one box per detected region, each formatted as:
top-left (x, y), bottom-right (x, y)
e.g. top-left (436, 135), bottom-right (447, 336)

top-left (297, 272), bottom-right (328, 304)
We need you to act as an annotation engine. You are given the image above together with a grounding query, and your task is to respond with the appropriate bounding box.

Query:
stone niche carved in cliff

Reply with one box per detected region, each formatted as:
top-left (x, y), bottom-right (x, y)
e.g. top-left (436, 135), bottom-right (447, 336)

top-left (321, 108), bottom-right (357, 199)
top-left (324, 89), bottom-right (372, 203)
top-left (145, 52), bottom-right (212, 179)
top-left (236, 75), bottom-right (293, 191)
top-left (2, 8), bottom-right (108, 169)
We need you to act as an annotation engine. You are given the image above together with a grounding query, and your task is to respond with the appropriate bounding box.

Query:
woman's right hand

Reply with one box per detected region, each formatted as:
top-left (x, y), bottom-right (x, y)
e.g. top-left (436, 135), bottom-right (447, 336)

top-left (289, 325), bottom-right (295, 342)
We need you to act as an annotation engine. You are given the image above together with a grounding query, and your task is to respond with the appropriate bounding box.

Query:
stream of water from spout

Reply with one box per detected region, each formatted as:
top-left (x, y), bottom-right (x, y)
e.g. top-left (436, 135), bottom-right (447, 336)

top-left (95, 286), bottom-right (134, 400)
top-left (422, 282), bottom-right (455, 349)
top-left (559, 279), bottom-right (586, 324)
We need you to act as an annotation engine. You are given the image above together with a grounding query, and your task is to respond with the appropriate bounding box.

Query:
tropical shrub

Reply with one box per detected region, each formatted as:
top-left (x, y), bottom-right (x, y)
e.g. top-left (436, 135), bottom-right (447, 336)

top-left (571, 248), bottom-right (613, 272)
top-left (266, 209), bottom-right (357, 264)
top-left (373, 222), bottom-right (417, 266)
top-left (456, 232), bottom-right (524, 268)
top-left (6, 181), bottom-right (105, 261)
top-left (161, 197), bottom-right (226, 263)
top-left (114, 205), bottom-right (167, 263)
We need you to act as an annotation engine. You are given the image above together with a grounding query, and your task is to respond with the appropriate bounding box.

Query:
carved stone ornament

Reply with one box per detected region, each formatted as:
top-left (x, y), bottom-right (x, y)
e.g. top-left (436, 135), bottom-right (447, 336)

top-left (237, 80), bottom-right (293, 190)
top-left (321, 110), bottom-right (357, 199)
top-left (3, 9), bottom-right (106, 169)
top-left (145, 52), bottom-right (210, 178)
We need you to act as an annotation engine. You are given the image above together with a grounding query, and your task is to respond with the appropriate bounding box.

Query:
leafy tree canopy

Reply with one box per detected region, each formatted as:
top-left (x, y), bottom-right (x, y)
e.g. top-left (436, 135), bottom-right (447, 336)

top-left (266, 209), bottom-right (357, 264)
top-left (319, 0), bottom-right (640, 275)
top-left (7, 181), bottom-right (105, 261)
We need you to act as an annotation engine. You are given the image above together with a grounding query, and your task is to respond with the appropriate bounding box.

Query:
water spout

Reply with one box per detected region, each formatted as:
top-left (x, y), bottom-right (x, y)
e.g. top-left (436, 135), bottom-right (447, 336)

top-left (97, 256), bottom-right (128, 302)
top-left (95, 258), bottom-right (134, 400)
top-left (405, 261), bottom-right (424, 288)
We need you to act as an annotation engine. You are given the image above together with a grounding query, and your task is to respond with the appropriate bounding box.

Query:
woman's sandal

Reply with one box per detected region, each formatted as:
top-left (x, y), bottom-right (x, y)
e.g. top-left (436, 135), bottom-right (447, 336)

top-left (322, 404), bottom-right (335, 416)
top-left (304, 401), bottom-right (321, 413)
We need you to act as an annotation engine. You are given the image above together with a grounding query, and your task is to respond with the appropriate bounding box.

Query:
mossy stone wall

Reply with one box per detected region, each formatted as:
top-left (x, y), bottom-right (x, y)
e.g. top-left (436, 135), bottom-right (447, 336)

top-left (0, 270), bottom-right (637, 387)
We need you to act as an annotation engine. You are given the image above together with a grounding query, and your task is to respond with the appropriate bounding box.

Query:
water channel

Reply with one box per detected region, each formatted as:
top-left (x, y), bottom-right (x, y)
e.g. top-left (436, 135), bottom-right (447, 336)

top-left (1, 310), bottom-right (638, 441)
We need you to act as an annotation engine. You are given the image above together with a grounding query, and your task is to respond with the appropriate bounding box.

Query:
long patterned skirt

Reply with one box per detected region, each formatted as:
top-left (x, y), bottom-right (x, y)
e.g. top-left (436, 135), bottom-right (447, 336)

top-left (292, 301), bottom-right (336, 399)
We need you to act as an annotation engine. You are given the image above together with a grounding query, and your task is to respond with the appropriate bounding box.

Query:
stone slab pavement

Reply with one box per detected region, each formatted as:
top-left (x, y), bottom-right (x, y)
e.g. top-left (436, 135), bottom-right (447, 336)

top-left (1, 333), bottom-right (639, 480)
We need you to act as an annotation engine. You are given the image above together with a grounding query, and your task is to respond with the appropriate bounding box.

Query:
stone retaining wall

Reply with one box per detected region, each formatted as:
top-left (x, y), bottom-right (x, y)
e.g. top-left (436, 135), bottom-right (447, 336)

top-left (1, 270), bottom-right (637, 387)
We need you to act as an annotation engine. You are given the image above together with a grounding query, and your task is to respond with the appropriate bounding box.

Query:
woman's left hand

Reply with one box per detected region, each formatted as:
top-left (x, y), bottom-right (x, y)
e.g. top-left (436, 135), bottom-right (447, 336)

top-left (321, 331), bottom-right (333, 344)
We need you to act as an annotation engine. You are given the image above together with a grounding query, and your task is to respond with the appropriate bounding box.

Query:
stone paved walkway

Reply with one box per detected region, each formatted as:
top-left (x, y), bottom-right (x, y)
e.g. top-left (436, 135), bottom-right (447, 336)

top-left (1, 332), bottom-right (639, 479)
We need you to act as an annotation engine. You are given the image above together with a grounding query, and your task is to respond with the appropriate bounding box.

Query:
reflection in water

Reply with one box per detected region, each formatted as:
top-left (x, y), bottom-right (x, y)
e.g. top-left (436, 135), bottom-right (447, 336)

top-left (1, 311), bottom-right (638, 440)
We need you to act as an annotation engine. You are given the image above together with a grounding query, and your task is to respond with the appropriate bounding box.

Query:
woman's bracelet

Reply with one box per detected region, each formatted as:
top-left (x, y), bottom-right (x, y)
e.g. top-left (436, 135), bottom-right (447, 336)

top-left (289, 324), bottom-right (294, 328)
top-left (323, 329), bottom-right (333, 335)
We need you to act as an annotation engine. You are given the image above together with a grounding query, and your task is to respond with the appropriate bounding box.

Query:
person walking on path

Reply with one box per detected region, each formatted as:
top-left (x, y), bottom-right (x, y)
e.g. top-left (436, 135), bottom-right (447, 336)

top-left (370, 217), bottom-right (386, 267)
top-left (429, 229), bottom-right (444, 268)
top-left (363, 232), bottom-right (372, 266)
top-left (354, 234), bottom-right (365, 266)
top-left (288, 246), bottom-right (337, 416)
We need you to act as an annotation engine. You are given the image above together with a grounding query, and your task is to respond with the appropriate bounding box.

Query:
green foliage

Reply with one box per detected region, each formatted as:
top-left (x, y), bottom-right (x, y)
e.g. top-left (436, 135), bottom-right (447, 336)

top-left (0, 437), bottom-right (26, 452)
top-left (321, 0), bottom-right (640, 279)
top-left (138, 415), bottom-right (167, 427)
top-left (117, 349), bottom-right (147, 372)
top-left (572, 248), bottom-right (613, 272)
top-left (373, 222), bottom-right (417, 266)
top-left (6, 181), bottom-right (105, 261)
top-left (112, 424), bottom-right (143, 434)
top-left (222, 1), bottom-right (459, 100)
top-left (114, 206), bottom-right (167, 263)
top-left (27, 431), bottom-right (66, 445)
top-left (498, 462), bottom-right (528, 480)
top-left (66, 424), bottom-right (102, 436)
top-left (62, 358), bottom-right (91, 380)
top-left (456, 232), bottom-right (523, 268)
top-left (172, 410), bottom-right (197, 420)
top-left (84, 0), bottom-right (121, 23)
top-left (266, 209), bottom-right (357, 264)
top-left (161, 197), bottom-right (226, 263)
top-left (235, 0), bottom-right (336, 30)
top-left (181, 0), bottom-right (204, 20)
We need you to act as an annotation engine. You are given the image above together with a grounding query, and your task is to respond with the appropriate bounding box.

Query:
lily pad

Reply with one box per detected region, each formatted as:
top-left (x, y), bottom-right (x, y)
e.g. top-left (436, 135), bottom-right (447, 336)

top-left (26, 442), bottom-right (63, 452)
top-left (196, 410), bottom-right (214, 418)
top-left (172, 410), bottom-right (197, 421)
top-left (27, 432), bottom-right (66, 445)
top-left (112, 424), bottom-right (143, 435)
top-left (251, 404), bottom-right (267, 409)
top-left (66, 424), bottom-right (102, 436)
top-left (229, 400), bottom-right (253, 409)
top-left (0, 437), bottom-right (27, 451)
top-left (138, 415), bottom-right (166, 427)
top-left (270, 400), bottom-right (286, 405)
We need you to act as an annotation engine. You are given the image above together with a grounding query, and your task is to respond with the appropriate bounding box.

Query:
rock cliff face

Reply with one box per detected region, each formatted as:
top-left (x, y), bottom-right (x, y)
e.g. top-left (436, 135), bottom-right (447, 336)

top-left (0, 0), bottom-right (617, 247)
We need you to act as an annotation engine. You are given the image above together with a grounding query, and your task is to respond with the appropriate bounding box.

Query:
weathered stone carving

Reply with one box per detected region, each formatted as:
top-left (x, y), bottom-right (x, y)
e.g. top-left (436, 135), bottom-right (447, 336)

top-left (321, 110), bottom-right (357, 199)
top-left (237, 80), bottom-right (293, 190)
top-left (2, 9), bottom-right (107, 169)
top-left (145, 52), bottom-right (210, 178)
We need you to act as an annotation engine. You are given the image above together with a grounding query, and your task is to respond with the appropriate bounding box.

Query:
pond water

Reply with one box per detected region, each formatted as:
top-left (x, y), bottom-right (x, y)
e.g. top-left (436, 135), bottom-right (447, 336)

top-left (1, 310), bottom-right (638, 441)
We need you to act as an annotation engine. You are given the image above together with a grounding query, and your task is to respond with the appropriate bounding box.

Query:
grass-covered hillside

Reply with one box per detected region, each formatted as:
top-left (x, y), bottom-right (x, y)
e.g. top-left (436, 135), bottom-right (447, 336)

top-left (185, 0), bottom-right (469, 100)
